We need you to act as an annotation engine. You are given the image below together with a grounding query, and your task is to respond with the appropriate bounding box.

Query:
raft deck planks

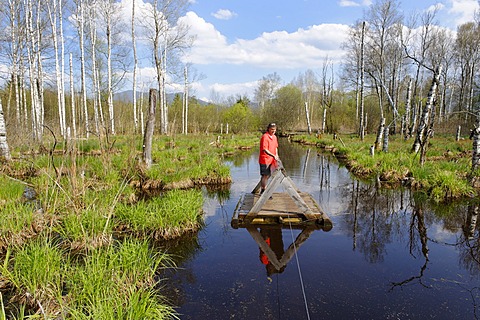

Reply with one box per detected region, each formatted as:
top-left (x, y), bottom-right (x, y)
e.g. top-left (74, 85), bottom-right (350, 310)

top-left (231, 192), bottom-right (332, 230)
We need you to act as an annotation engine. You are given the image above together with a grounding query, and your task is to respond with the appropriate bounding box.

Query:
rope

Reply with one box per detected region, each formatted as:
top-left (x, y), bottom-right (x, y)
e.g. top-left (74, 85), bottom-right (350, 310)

top-left (288, 217), bottom-right (311, 320)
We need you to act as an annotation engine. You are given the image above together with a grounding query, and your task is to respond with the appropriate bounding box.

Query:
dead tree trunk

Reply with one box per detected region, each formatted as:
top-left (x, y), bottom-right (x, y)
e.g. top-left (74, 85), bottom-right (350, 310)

top-left (374, 117), bottom-right (385, 150)
top-left (0, 99), bottom-right (11, 161)
top-left (412, 67), bottom-right (441, 165)
top-left (471, 115), bottom-right (480, 174)
top-left (305, 101), bottom-right (311, 135)
top-left (403, 79), bottom-right (412, 139)
top-left (142, 89), bottom-right (157, 168)
top-left (382, 124), bottom-right (389, 152)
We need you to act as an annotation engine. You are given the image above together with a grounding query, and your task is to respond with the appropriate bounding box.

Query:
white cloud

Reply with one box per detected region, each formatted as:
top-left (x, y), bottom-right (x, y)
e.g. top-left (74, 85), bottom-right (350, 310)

top-left (209, 81), bottom-right (259, 98)
top-left (338, 0), bottom-right (371, 7)
top-left (181, 12), bottom-right (349, 69)
top-left (212, 9), bottom-right (237, 20)
top-left (339, 0), bottom-right (361, 7)
top-left (448, 0), bottom-right (480, 26)
top-left (426, 3), bottom-right (445, 13)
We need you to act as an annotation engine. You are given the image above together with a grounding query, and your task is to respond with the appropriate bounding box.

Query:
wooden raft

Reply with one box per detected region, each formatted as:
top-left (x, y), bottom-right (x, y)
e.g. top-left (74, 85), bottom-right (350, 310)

top-left (231, 161), bottom-right (332, 230)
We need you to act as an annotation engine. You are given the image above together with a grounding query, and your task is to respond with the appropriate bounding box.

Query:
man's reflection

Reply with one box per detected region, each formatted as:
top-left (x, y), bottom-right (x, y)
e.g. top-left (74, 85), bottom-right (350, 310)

top-left (259, 227), bottom-right (286, 276)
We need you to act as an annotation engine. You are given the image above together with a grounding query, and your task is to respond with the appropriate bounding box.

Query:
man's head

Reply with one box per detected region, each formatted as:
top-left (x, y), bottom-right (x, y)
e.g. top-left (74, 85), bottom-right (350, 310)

top-left (267, 123), bottom-right (276, 134)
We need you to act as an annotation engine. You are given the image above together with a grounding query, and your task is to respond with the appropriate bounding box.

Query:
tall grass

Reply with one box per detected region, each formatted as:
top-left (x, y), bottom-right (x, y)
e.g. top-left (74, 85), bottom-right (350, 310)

top-left (115, 189), bottom-right (204, 239)
top-left (66, 239), bottom-right (176, 320)
top-left (296, 133), bottom-right (478, 200)
top-left (1, 133), bottom-right (258, 318)
top-left (0, 239), bottom-right (65, 318)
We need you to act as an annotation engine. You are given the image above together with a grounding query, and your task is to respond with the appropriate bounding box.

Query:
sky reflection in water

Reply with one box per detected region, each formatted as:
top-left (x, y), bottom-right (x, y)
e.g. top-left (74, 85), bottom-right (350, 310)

top-left (167, 139), bottom-right (480, 320)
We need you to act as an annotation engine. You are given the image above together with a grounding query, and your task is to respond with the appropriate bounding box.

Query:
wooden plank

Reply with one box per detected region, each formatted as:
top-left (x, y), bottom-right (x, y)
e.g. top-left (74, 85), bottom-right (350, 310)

top-left (246, 172), bottom-right (284, 217)
top-left (233, 192), bottom-right (332, 230)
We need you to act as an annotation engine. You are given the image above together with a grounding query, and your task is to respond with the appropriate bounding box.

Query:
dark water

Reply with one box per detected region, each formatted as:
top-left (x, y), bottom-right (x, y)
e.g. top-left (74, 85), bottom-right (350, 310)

top-left (165, 139), bottom-right (480, 320)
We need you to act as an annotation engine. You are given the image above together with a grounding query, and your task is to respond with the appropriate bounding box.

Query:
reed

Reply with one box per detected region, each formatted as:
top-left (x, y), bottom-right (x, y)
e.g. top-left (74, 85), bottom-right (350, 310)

top-left (66, 239), bottom-right (176, 319)
top-left (115, 189), bottom-right (204, 239)
top-left (293, 133), bottom-right (478, 200)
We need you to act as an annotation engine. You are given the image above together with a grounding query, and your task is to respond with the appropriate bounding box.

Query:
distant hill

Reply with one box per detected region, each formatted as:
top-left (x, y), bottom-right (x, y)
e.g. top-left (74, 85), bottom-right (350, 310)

top-left (114, 90), bottom-right (209, 106)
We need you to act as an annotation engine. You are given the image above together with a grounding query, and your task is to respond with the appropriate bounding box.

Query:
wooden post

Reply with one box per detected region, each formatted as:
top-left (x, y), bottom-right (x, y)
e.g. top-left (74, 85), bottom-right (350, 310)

top-left (142, 89), bottom-right (157, 168)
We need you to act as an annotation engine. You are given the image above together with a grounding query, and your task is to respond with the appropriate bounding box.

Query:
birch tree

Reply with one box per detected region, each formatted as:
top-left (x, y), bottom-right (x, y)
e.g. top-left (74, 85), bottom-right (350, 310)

top-left (25, 0), bottom-right (44, 141)
top-left (98, 0), bottom-right (116, 135)
top-left (69, 52), bottom-right (77, 138)
top-left (146, 0), bottom-right (191, 135)
top-left (131, 0), bottom-right (138, 131)
top-left (4, 0), bottom-right (24, 125)
top-left (182, 65), bottom-right (188, 134)
top-left (0, 99), bottom-right (11, 161)
top-left (71, 0), bottom-right (89, 138)
top-left (359, 21), bottom-right (366, 140)
top-left (411, 67), bottom-right (441, 165)
top-left (46, 0), bottom-right (66, 138)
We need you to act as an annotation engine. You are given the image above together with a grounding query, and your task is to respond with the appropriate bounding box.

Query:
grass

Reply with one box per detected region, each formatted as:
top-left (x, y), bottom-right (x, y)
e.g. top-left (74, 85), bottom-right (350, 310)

top-left (115, 189), bottom-right (204, 239)
top-left (0, 133), bottom-right (259, 319)
top-left (66, 239), bottom-right (177, 320)
top-left (292, 133), bottom-right (477, 201)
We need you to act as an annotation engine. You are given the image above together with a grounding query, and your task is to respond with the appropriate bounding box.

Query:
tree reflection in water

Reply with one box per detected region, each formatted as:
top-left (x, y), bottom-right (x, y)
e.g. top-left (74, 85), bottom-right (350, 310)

top-left (339, 178), bottom-right (480, 285)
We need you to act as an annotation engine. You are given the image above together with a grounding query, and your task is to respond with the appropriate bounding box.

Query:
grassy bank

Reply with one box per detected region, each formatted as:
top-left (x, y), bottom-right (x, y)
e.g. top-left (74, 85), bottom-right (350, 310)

top-left (0, 133), bottom-right (258, 319)
top-left (291, 133), bottom-right (476, 201)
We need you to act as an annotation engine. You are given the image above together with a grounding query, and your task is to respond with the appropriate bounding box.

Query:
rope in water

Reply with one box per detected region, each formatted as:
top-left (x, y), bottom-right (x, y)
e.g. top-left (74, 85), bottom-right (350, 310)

top-left (288, 217), bottom-right (311, 320)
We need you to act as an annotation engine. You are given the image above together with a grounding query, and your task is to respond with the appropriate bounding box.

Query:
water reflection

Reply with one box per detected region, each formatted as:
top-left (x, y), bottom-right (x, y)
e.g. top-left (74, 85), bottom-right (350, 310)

top-left (166, 140), bottom-right (480, 319)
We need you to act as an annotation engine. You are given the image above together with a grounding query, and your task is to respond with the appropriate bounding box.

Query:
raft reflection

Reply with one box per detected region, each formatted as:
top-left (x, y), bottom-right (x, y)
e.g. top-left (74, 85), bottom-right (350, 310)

top-left (246, 225), bottom-right (318, 276)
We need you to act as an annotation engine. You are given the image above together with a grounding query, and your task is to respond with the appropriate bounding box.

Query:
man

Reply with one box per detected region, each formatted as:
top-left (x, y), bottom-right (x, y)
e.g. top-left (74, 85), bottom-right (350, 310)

top-left (259, 123), bottom-right (279, 194)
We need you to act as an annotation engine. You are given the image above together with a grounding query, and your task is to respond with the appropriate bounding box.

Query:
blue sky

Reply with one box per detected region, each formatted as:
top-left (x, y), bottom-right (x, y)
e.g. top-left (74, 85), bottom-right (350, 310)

top-left (172, 0), bottom-right (478, 101)
top-left (3, 0), bottom-right (476, 103)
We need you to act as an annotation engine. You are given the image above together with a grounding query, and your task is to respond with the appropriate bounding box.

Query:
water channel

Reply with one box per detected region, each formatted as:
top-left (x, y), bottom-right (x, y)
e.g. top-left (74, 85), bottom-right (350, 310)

top-left (163, 138), bottom-right (480, 319)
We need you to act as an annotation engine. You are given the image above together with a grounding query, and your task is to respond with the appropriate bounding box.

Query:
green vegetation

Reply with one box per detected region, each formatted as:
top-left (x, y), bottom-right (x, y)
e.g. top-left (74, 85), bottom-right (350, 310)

top-left (292, 133), bottom-right (475, 201)
top-left (0, 133), bottom-right (258, 319)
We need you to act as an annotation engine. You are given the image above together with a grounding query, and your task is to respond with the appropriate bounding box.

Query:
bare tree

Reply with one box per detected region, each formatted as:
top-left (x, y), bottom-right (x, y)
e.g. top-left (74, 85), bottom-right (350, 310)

top-left (359, 21), bottom-right (366, 140)
top-left (99, 0), bottom-right (116, 135)
top-left (411, 66), bottom-right (441, 165)
top-left (69, 52), bottom-right (77, 138)
top-left (46, 0), bottom-right (67, 138)
top-left (131, 0), bottom-right (138, 132)
top-left (145, 0), bottom-right (191, 135)
top-left (71, 0), bottom-right (90, 138)
top-left (454, 21), bottom-right (480, 122)
top-left (255, 72), bottom-right (282, 121)
top-left (182, 65), bottom-right (188, 134)
top-left (25, 0), bottom-right (44, 141)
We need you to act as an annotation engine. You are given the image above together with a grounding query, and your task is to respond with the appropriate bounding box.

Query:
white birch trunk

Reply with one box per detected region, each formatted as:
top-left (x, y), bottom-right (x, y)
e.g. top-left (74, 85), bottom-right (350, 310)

top-left (404, 79), bottom-right (412, 139)
top-left (25, 0), bottom-right (41, 140)
top-left (359, 21), bottom-right (365, 140)
top-left (69, 53), bottom-right (77, 138)
top-left (106, 4), bottom-right (115, 135)
top-left (412, 67), bottom-right (442, 156)
top-left (35, 0), bottom-right (44, 134)
top-left (47, 0), bottom-right (66, 138)
top-left (304, 101), bottom-right (311, 135)
top-left (161, 41), bottom-right (168, 134)
top-left (183, 65), bottom-right (188, 135)
top-left (89, 9), bottom-right (101, 135)
top-left (0, 99), bottom-right (11, 161)
top-left (9, 0), bottom-right (21, 125)
top-left (322, 107), bottom-right (326, 134)
top-left (59, 0), bottom-right (66, 137)
top-left (79, 0), bottom-right (89, 138)
top-left (132, 0), bottom-right (138, 132)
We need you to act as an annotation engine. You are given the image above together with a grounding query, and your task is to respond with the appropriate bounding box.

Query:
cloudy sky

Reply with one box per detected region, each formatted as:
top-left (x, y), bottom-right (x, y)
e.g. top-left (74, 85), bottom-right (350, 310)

top-left (173, 0), bottom-right (480, 102)
top-left (116, 0), bottom-right (479, 102)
